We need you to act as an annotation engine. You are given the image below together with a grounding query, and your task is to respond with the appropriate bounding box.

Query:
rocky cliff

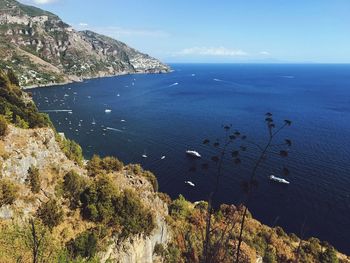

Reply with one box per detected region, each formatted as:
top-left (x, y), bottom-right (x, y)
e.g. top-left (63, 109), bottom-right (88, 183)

top-left (0, 0), bottom-right (170, 87)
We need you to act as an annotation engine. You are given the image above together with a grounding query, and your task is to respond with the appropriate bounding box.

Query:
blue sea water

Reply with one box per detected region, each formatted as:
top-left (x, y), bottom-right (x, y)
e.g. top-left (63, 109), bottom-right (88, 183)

top-left (30, 64), bottom-right (350, 253)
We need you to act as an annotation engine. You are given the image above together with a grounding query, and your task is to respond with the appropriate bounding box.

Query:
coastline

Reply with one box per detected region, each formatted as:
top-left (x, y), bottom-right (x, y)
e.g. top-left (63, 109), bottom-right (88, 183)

top-left (22, 69), bottom-right (172, 90)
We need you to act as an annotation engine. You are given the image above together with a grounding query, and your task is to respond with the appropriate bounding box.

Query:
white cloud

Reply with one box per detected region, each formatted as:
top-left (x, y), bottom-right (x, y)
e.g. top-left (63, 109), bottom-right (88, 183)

top-left (260, 51), bottom-right (270, 55)
top-left (175, 47), bottom-right (248, 57)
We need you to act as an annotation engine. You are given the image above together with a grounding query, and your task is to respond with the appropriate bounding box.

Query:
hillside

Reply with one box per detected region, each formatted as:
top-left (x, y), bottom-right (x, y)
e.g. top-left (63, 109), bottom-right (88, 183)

top-left (0, 0), bottom-right (170, 87)
top-left (0, 69), bottom-right (349, 263)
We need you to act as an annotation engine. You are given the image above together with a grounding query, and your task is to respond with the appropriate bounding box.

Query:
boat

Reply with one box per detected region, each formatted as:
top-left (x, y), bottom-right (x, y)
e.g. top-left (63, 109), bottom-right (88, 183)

top-left (121, 119), bottom-right (126, 122)
top-left (142, 154), bottom-right (148, 158)
top-left (117, 93), bottom-right (120, 97)
top-left (269, 175), bottom-right (290, 184)
top-left (185, 181), bottom-right (195, 187)
top-left (105, 109), bottom-right (112, 113)
top-left (186, 150), bottom-right (201, 158)
top-left (92, 118), bottom-right (96, 125)
top-left (161, 155), bottom-right (166, 160)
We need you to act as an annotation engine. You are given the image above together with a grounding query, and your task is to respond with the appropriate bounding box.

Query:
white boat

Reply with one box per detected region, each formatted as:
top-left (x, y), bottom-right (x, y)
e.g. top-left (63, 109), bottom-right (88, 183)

top-left (161, 155), bottom-right (166, 160)
top-left (105, 109), bottom-right (112, 113)
top-left (142, 154), bottom-right (148, 158)
top-left (121, 119), bottom-right (126, 122)
top-left (92, 118), bottom-right (96, 125)
top-left (186, 150), bottom-right (201, 158)
top-left (185, 181), bottom-right (195, 187)
top-left (269, 175), bottom-right (290, 184)
top-left (117, 93), bottom-right (120, 97)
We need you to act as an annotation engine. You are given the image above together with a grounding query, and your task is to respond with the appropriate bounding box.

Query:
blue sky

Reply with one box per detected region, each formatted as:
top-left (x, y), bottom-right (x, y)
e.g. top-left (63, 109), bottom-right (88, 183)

top-left (20, 0), bottom-right (350, 63)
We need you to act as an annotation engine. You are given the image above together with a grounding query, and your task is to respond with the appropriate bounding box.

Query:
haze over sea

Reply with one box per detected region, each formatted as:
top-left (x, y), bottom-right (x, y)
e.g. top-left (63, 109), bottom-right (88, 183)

top-left (31, 63), bottom-right (350, 253)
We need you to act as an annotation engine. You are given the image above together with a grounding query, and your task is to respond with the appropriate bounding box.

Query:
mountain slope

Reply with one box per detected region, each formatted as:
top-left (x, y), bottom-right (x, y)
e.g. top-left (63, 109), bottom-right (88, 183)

top-left (0, 0), bottom-right (170, 87)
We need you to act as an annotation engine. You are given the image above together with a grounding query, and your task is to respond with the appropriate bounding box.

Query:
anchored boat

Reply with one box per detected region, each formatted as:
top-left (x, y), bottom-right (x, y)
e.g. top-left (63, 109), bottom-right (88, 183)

top-left (186, 150), bottom-right (201, 158)
top-left (269, 175), bottom-right (290, 184)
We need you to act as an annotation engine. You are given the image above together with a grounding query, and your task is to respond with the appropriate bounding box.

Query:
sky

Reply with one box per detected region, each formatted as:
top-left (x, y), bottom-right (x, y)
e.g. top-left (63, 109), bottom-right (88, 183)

top-left (19, 0), bottom-right (350, 63)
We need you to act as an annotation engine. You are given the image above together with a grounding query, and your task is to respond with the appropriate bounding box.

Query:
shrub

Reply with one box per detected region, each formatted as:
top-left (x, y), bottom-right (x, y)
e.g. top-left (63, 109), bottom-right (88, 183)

top-left (37, 199), bottom-right (64, 230)
top-left (319, 246), bottom-right (339, 263)
top-left (63, 170), bottom-right (87, 208)
top-left (80, 175), bottom-right (155, 237)
top-left (15, 115), bottom-right (29, 129)
top-left (263, 246), bottom-right (277, 263)
top-left (154, 243), bottom-right (166, 256)
top-left (0, 115), bottom-right (8, 137)
top-left (275, 226), bottom-right (287, 237)
top-left (80, 175), bottom-right (119, 223)
top-left (58, 137), bottom-right (83, 165)
top-left (86, 155), bottom-right (102, 176)
top-left (101, 156), bottom-right (123, 172)
top-left (6, 69), bottom-right (19, 86)
top-left (164, 243), bottom-right (181, 263)
top-left (113, 189), bottom-right (155, 237)
top-left (26, 165), bottom-right (41, 193)
top-left (125, 164), bottom-right (142, 175)
top-left (66, 230), bottom-right (98, 259)
top-left (169, 194), bottom-right (192, 219)
top-left (0, 179), bottom-right (19, 207)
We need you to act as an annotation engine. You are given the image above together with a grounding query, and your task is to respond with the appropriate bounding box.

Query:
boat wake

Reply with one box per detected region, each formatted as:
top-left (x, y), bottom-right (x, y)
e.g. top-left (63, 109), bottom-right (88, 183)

top-left (168, 82), bottom-right (179, 87)
top-left (106, 127), bottom-right (123, 132)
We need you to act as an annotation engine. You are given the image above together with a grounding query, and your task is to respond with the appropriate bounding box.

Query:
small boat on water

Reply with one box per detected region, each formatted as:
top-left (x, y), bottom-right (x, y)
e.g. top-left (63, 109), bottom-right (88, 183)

top-left (92, 118), bottom-right (96, 125)
top-left (161, 155), bottom-right (166, 160)
top-left (186, 150), bottom-right (201, 158)
top-left (142, 154), bottom-right (148, 158)
top-left (185, 181), bottom-right (195, 187)
top-left (269, 175), bottom-right (290, 184)
top-left (105, 109), bottom-right (112, 113)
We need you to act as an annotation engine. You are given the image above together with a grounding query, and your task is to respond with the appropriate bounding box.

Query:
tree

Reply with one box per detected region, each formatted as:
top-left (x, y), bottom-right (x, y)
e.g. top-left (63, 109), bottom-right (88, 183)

top-left (37, 199), bottom-right (64, 230)
top-left (63, 170), bottom-right (86, 208)
top-left (26, 166), bottom-right (41, 194)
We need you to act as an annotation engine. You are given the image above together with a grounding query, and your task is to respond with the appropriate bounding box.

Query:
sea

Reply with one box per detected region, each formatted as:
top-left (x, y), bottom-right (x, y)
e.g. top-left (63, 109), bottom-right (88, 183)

top-left (30, 64), bottom-right (350, 254)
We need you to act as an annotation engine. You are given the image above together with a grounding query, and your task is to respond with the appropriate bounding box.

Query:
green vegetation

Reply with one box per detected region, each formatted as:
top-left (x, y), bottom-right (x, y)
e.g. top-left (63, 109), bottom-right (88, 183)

top-left (26, 165), bottom-right (41, 194)
top-left (37, 199), bottom-right (64, 230)
top-left (80, 175), bottom-right (154, 237)
top-left (63, 170), bottom-right (87, 208)
top-left (0, 69), bottom-right (52, 128)
top-left (86, 155), bottom-right (123, 176)
top-left (66, 230), bottom-right (98, 259)
top-left (57, 135), bottom-right (84, 166)
top-left (0, 115), bottom-right (8, 137)
top-left (0, 179), bottom-right (19, 207)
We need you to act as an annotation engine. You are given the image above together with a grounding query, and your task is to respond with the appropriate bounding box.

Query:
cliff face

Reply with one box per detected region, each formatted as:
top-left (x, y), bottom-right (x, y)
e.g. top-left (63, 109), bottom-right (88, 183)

top-left (0, 0), bottom-right (170, 87)
top-left (0, 124), bottom-right (170, 263)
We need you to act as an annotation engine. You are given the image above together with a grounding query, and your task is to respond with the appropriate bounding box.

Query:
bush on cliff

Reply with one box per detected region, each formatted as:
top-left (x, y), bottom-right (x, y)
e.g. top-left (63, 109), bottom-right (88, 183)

top-left (63, 170), bottom-right (87, 208)
top-left (26, 165), bottom-right (41, 194)
top-left (80, 175), bottom-right (155, 237)
top-left (0, 179), bottom-right (19, 207)
top-left (37, 199), bottom-right (64, 230)
top-left (0, 115), bottom-right (8, 137)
